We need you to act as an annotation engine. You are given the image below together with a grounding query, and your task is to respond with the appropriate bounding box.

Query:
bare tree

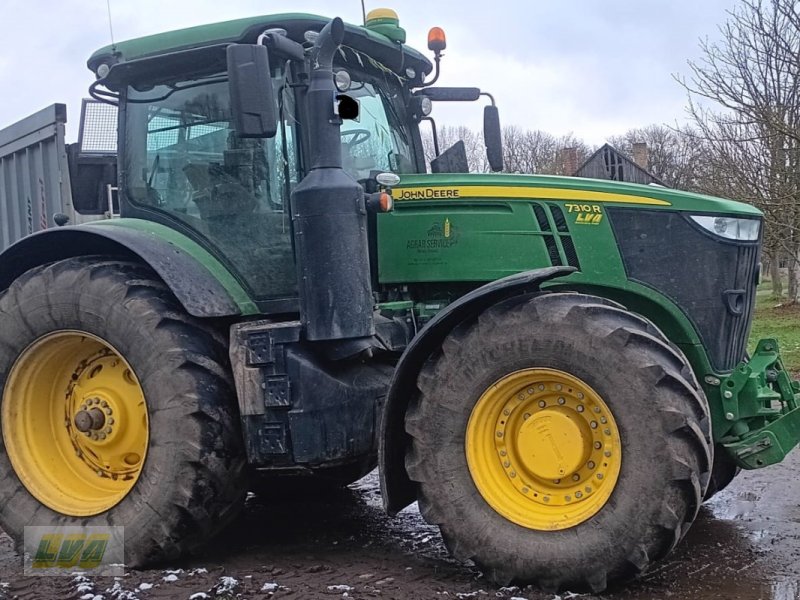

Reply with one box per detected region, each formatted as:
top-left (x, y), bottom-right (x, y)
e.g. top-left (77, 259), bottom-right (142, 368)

top-left (679, 0), bottom-right (800, 300)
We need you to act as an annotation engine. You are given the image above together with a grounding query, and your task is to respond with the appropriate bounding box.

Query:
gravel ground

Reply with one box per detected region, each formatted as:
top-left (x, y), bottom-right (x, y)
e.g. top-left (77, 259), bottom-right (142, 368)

top-left (2, 452), bottom-right (800, 600)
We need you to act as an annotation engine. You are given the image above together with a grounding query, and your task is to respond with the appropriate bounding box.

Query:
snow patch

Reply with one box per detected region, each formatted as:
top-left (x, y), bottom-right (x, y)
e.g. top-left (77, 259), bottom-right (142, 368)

top-left (261, 582), bottom-right (279, 592)
top-left (137, 582), bottom-right (153, 591)
top-left (162, 574), bottom-right (178, 582)
top-left (189, 594), bottom-right (210, 600)
top-left (105, 580), bottom-right (139, 600)
top-left (216, 576), bottom-right (238, 595)
top-left (327, 584), bottom-right (353, 592)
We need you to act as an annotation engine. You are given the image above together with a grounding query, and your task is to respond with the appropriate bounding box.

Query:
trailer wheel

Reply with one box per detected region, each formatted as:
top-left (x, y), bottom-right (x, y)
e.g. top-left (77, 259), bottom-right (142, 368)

top-left (0, 257), bottom-right (246, 566)
top-left (405, 293), bottom-right (711, 592)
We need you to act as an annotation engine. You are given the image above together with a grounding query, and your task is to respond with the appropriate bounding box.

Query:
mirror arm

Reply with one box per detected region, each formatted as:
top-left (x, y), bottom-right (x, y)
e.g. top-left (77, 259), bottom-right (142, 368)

top-left (421, 116), bottom-right (440, 157)
top-left (480, 91), bottom-right (496, 106)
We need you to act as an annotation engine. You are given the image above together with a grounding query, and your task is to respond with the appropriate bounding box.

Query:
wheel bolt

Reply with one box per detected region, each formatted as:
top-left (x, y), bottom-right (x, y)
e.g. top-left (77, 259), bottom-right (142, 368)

top-left (105, 407), bottom-right (112, 415)
top-left (565, 495), bottom-right (571, 502)
top-left (556, 385), bottom-right (563, 391)
top-left (605, 451), bottom-right (612, 457)
top-left (538, 384), bottom-right (545, 391)
top-left (594, 442), bottom-right (602, 449)
top-left (594, 407), bottom-right (601, 413)
top-left (108, 418), bottom-right (115, 425)
top-left (503, 409), bottom-right (510, 416)
top-left (527, 388), bottom-right (534, 395)
top-left (575, 491), bottom-right (583, 498)
top-left (553, 479), bottom-right (561, 484)
top-left (587, 461), bottom-right (595, 469)
top-left (105, 427), bottom-right (112, 435)
top-left (558, 397), bottom-right (565, 405)
top-left (500, 449), bottom-right (507, 457)
top-left (600, 417), bottom-right (607, 424)
top-left (577, 405), bottom-right (584, 413)
top-left (522, 487), bottom-right (529, 493)
top-left (590, 421), bottom-right (598, 429)
top-left (572, 474), bottom-right (580, 481)
top-left (496, 431), bottom-right (503, 438)
top-left (577, 393), bottom-right (584, 400)
top-left (523, 413), bottom-right (531, 420)
top-left (538, 401), bottom-right (546, 408)
top-left (509, 471), bottom-right (516, 478)
top-left (585, 486), bottom-right (592, 493)
top-left (604, 428), bottom-right (611, 436)
top-left (597, 473), bottom-right (604, 480)
top-left (503, 460), bottom-right (510, 468)
top-left (543, 496), bottom-right (550, 502)
top-left (96, 469), bottom-right (104, 477)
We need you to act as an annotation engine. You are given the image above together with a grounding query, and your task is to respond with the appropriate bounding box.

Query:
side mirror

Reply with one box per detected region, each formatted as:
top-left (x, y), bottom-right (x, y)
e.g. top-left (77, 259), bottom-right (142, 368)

top-left (484, 104), bottom-right (503, 172)
top-left (227, 44), bottom-right (277, 138)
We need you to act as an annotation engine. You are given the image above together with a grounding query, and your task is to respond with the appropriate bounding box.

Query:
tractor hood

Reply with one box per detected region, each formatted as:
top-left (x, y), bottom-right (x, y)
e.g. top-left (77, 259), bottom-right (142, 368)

top-left (378, 172), bottom-right (762, 286)
top-left (388, 173), bottom-right (762, 216)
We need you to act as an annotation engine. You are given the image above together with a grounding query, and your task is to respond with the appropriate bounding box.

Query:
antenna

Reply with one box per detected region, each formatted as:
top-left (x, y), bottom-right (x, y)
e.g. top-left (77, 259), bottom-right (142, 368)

top-left (106, 0), bottom-right (116, 50)
top-left (361, 0), bottom-right (367, 24)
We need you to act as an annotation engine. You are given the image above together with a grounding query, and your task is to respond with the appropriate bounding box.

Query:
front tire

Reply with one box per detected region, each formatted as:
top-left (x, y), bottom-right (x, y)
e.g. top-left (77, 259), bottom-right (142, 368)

top-left (0, 257), bottom-right (247, 566)
top-left (405, 293), bottom-right (711, 592)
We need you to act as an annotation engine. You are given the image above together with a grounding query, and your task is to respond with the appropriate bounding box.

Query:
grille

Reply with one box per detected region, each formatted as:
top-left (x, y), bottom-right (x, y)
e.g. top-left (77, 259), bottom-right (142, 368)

top-left (608, 208), bottom-right (760, 371)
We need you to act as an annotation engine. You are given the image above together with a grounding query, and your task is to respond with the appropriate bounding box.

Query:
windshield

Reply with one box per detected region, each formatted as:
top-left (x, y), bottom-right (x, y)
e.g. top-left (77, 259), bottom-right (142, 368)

top-left (338, 65), bottom-right (417, 179)
top-left (123, 70), bottom-right (299, 303)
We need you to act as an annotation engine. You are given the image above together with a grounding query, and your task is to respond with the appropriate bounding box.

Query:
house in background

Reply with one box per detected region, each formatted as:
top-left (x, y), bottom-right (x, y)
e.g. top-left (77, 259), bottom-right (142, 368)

top-left (562, 143), bottom-right (666, 186)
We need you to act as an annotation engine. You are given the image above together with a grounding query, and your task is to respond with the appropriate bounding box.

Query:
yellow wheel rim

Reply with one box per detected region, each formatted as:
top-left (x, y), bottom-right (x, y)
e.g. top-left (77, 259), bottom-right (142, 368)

top-left (2, 331), bottom-right (149, 516)
top-left (466, 368), bottom-right (621, 530)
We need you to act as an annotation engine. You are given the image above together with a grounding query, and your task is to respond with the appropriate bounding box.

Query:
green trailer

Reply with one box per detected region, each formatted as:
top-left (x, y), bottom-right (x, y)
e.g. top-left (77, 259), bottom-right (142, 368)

top-left (0, 8), bottom-right (797, 592)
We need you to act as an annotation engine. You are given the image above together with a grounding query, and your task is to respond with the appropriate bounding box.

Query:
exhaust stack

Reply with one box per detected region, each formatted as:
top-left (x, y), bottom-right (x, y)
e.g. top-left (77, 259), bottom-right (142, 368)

top-left (290, 18), bottom-right (375, 344)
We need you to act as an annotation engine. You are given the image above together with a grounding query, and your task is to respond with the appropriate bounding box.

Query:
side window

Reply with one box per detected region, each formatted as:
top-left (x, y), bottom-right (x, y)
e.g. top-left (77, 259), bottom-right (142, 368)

top-left (125, 76), bottom-right (299, 301)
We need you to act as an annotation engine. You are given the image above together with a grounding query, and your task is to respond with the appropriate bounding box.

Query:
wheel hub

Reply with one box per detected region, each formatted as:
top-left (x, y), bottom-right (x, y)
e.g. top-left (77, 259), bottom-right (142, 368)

top-left (515, 409), bottom-right (589, 480)
top-left (466, 368), bottom-right (622, 530)
top-left (74, 405), bottom-right (106, 433)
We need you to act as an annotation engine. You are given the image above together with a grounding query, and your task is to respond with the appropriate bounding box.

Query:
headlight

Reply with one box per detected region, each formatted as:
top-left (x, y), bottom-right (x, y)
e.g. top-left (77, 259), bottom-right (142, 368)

top-left (689, 215), bottom-right (760, 241)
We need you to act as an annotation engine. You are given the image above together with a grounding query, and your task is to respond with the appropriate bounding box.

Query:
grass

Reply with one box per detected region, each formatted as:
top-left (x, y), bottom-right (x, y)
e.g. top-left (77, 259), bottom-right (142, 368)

top-left (749, 280), bottom-right (800, 375)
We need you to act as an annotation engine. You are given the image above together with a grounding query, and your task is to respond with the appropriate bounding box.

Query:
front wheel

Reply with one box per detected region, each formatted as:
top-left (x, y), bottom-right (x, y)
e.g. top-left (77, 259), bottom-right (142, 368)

top-left (405, 293), bottom-right (711, 592)
top-left (0, 257), bottom-right (247, 566)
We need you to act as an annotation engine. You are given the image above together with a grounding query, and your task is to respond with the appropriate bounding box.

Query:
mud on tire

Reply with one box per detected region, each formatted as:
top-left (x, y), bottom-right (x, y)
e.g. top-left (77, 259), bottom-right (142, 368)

top-left (0, 257), bottom-right (247, 566)
top-left (405, 292), bottom-right (712, 592)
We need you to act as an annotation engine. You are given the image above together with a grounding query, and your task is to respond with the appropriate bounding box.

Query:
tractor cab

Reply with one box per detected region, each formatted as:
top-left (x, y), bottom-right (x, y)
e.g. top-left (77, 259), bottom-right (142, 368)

top-left (81, 10), bottom-right (500, 313)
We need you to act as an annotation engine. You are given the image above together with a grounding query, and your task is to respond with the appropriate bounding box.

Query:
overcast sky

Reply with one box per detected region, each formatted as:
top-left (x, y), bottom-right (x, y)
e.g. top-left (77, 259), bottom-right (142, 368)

top-left (0, 0), bottom-right (737, 144)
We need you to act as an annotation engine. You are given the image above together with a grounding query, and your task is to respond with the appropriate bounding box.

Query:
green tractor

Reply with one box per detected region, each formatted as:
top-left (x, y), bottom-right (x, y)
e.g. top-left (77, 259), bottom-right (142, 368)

top-left (0, 8), bottom-right (797, 592)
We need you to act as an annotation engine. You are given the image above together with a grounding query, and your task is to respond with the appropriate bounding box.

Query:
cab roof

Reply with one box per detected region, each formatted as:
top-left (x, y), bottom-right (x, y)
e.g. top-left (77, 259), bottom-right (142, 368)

top-left (87, 13), bottom-right (432, 79)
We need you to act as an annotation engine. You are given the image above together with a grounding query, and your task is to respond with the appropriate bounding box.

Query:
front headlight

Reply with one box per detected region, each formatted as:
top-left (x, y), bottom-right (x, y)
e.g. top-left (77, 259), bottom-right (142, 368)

top-left (689, 215), bottom-right (760, 241)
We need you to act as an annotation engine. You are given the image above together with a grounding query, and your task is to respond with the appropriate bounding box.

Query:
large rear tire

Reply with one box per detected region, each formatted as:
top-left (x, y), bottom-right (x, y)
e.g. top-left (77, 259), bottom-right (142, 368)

top-left (0, 257), bottom-right (247, 566)
top-left (405, 293), bottom-right (711, 592)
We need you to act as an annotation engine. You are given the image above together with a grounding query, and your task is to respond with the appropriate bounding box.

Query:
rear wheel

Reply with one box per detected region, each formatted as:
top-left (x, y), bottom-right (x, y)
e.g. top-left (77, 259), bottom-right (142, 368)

top-left (405, 293), bottom-right (711, 592)
top-left (0, 257), bottom-right (247, 566)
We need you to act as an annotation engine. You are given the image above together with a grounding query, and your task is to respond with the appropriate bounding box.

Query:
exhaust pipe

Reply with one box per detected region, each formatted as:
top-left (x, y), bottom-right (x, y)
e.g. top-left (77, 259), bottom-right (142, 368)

top-left (291, 17), bottom-right (375, 345)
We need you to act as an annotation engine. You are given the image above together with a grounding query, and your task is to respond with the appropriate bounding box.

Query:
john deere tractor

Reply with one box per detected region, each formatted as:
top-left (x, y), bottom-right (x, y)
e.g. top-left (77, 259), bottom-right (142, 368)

top-left (0, 8), bottom-right (797, 592)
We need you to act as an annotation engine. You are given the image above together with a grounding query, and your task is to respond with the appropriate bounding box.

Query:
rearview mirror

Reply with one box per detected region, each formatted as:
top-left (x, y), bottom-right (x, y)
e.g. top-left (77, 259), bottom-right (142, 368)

top-left (484, 104), bottom-right (503, 172)
top-left (227, 44), bottom-right (277, 138)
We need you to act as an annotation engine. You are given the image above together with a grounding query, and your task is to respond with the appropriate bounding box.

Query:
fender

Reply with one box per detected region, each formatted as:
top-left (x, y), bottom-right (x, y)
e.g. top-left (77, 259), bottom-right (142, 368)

top-left (0, 220), bottom-right (258, 317)
top-left (379, 265), bottom-right (576, 515)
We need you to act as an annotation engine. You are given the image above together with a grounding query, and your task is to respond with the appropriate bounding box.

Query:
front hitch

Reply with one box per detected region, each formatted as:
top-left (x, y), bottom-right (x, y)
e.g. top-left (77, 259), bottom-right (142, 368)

top-left (719, 338), bottom-right (800, 469)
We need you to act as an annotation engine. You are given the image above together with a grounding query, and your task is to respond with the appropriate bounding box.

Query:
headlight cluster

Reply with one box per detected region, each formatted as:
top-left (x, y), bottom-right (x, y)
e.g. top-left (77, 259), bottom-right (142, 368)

top-left (689, 215), bottom-right (760, 241)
